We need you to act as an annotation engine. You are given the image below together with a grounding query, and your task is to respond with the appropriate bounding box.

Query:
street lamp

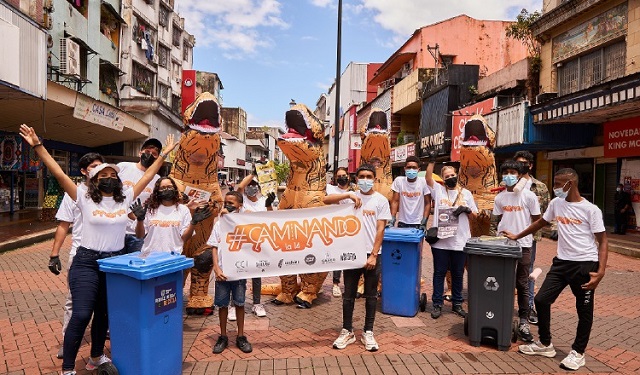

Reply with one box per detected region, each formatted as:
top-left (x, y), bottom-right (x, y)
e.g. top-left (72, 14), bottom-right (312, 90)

top-left (332, 0), bottom-right (342, 176)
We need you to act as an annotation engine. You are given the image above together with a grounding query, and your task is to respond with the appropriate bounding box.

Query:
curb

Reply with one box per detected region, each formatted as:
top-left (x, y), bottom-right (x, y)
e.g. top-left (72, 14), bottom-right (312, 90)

top-left (609, 243), bottom-right (640, 259)
top-left (0, 228), bottom-right (58, 254)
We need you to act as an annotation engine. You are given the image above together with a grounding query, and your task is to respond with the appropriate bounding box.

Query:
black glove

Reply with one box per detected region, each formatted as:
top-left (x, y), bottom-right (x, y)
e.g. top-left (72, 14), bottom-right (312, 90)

top-left (419, 217), bottom-right (428, 232)
top-left (386, 217), bottom-right (396, 228)
top-left (452, 206), bottom-right (472, 217)
top-left (129, 198), bottom-right (147, 221)
top-left (48, 256), bottom-right (62, 275)
top-left (265, 192), bottom-right (276, 207)
top-left (550, 230), bottom-right (558, 241)
top-left (191, 206), bottom-right (212, 225)
top-left (427, 150), bottom-right (437, 162)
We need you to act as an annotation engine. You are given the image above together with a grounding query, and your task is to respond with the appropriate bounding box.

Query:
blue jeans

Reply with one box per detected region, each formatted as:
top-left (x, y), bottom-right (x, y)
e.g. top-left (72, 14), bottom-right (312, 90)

top-left (528, 241), bottom-right (537, 307)
top-left (214, 279), bottom-right (247, 307)
top-left (431, 248), bottom-right (466, 306)
top-left (62, 247), bottom-right (125, 371)
top-left (124, 233), bottom-right (144, 254)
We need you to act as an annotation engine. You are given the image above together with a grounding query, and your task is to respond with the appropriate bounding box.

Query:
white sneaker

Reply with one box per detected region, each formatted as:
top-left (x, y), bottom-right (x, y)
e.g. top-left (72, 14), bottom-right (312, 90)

top-left (518, 341), bottom-right (556, 358)
top-left (85, 354), bottom-right (111, 371)
top-left (560, 350), bottom-right (586, 371)
top-left (252, 303), bottom-right (267, 317)
top-left (332, 285), bottom-right (342, 297)
top-left (332, 328), bottom-right (355, 349)
top-left (228, 306), bottom-right (237, 321)
top-left (61, 371), bottom-right (76, 375)
top-left (361, 330), bottom-right (379, 352)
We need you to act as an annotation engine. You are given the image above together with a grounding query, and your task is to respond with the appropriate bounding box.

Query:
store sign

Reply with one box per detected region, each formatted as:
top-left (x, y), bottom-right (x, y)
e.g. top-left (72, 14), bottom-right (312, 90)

top-left (350, 134), bottom-right (362, 150)
top-left (73, 96), bottom-right (125, 131)
top-left (420, 131), bottom-right (445, 153)
top-left (236, 158), bottom-right (245, 166)
top-left (451, 98), bottom-right (495, 161)
top-left (604, 118), bottom-right (640, 158)
top-left (394, 144), bottom-right (407, 162)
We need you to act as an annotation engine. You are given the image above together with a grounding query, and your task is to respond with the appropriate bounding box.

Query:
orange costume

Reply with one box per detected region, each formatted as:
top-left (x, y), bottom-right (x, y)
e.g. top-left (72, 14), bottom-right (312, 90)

top-left (273, 104), bottom-right (328, 307)
top-left (360, 109), bottom-right (392, 201)
top-left (170, 92), bottom-right (224, 314)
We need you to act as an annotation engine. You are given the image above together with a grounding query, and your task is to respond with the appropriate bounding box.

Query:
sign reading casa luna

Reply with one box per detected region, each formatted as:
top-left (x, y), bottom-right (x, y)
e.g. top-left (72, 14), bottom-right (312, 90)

top-left (73, 96), bottom-right (125, 131)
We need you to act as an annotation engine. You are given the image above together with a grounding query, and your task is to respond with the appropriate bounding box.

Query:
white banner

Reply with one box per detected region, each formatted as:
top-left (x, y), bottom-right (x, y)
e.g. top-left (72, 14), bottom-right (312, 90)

top-left (73, 95), bottom-right (125, 131)
top-left (219, 204), bottom-right (367, 280)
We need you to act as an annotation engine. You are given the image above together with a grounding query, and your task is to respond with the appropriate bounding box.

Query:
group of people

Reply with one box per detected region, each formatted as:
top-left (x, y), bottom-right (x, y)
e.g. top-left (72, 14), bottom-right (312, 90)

top-left (23, 120), bottom-right (608, 373)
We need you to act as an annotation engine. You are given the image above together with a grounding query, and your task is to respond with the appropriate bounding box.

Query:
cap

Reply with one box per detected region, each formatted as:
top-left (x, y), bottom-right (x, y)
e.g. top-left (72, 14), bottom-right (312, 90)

top-left (89, 163), bottom-right (121, 179)
top-left (141, 138), bottom-right (162, 150)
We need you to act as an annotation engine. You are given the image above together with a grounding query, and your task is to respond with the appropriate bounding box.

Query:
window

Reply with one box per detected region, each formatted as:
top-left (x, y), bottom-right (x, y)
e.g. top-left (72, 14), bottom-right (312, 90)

top-left (172, 26), bottom-right (181, 48)
top-left (171, 94), bottom-right (181, 114)
top-left (158, 46), bottom-right (170, 68)
top-left (158, 84), bottom-right (169, 104)
top-left (183, 43), bottom-right (190, 62)
top-left (133, 16), bottom-right (155, 50)
top-left (99, 63), bottom-right (119, 99)
top-left (132, 63), bottom-right (154, 95)
top-left (159, 6), bottom-right (169, 28)
top-left (100, 4), bottom-right (122, 47)
top-left (558, 41), bottom-right (626, 96)
top-left (67, 0), bottom-right (88, 18)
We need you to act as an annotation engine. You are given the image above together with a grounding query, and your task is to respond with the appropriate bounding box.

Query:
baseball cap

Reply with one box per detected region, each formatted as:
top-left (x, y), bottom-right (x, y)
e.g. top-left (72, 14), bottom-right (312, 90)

top-left (89, 163), bottom-right (121, 179)
top-left (141, 138), bottom-right (162, 150)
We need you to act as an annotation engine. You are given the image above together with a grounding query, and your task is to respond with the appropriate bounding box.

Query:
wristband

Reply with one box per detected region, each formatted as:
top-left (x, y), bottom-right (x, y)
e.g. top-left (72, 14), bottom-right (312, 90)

top-left (159, 151), bottom-right (168, 159)
top-left (33, 143), bottom-right (43, 148)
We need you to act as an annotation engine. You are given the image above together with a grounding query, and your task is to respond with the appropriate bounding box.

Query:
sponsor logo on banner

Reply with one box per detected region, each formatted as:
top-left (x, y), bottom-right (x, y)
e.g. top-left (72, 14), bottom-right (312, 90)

top-left (219, 205), bottom-right (367, 280)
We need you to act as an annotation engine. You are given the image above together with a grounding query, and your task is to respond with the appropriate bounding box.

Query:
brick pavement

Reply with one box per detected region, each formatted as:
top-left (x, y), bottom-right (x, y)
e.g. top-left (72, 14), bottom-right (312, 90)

top-left (1, 237), bottom-right (639, 374)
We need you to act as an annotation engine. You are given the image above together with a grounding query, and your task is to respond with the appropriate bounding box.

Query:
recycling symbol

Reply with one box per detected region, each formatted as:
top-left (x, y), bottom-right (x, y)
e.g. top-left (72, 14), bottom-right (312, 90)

top-left (486, 311), bottom-right (495, 319)
top-left (391, 249), bottom-right (402, 260)
top-left (484, 276), bottom-right (499, 291)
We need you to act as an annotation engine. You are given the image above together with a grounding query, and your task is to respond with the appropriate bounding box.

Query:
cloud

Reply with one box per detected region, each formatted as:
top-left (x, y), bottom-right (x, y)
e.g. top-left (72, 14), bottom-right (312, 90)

top-left (301, 35), bottom-right (318, 41)
top-left (176, 0), bottom-right (289, 56)
top-left (247, 113), bottom-right (284, 129)
top-left (356, 0), bottom-right (542, 36)
top-left (310, 0), bottom-right (334, 8)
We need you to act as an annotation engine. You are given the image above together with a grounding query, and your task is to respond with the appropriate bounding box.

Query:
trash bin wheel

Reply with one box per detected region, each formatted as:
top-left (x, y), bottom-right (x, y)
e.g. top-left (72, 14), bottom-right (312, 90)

top-left (463, 315), bottom-right (468, 336)
top-left (97, 362), bottom-right (119, 375)
top-left (419, 293), bottom-right (427, 312)
top-left (511, 319), bottom-right (519, 343)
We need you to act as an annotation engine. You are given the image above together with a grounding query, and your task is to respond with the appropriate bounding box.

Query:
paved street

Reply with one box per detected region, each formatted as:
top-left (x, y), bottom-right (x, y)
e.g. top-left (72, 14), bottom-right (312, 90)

top-left (1, 236), bottom-right (639, 374)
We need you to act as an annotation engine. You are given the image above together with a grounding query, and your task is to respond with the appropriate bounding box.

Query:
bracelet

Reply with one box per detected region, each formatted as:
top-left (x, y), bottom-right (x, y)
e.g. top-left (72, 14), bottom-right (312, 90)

top-left (33, 143), bottom-right (43, 148)
top-left (159, 151), bottom-right (168, 159)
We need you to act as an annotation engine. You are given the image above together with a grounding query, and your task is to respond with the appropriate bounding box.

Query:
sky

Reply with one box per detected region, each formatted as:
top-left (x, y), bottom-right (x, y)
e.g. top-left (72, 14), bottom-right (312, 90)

top-left (176, 0), bottom-right (542, 128)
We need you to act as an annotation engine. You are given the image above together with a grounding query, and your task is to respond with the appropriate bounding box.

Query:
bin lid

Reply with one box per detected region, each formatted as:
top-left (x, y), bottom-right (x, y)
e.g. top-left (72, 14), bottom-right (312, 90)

top-left (463, 237), bottom-right (522, 258)
top-left (383, 227), bottom-right (424, 243)
top-left (98, 251), bottom-right (194, 280)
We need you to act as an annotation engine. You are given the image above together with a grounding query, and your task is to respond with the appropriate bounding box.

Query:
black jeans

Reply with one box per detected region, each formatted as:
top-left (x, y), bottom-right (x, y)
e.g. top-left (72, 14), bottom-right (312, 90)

top-left (614, 211), bottom-right (627, 234)
top-left (535, 257), bottom-right (599, 354)
top-left (63, 247), bottom-right (126, 371)
top-left (342, 256), bottom-right (380, 332)
top-left (333, 270), bottom-right (341, 284)
top-left (398, 222), bottom-right (421, 229)
top-left (516, 247), bottom-right (532, 319)
top-left (251, 278), bottom-right (261, 305)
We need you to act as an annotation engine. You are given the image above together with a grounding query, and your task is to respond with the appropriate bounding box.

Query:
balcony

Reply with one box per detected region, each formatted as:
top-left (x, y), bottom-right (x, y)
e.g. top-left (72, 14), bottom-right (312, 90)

top-left (392, 68), bottom-right (433, 115)
top-left (531, 0), bottom-right (609, 40)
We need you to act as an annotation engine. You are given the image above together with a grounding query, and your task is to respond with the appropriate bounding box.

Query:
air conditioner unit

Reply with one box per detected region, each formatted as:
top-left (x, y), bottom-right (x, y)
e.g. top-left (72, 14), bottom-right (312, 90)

top-left (536, 92), bottom-right (558, 104)
top-left (59, 38), bottom-right (80, 76)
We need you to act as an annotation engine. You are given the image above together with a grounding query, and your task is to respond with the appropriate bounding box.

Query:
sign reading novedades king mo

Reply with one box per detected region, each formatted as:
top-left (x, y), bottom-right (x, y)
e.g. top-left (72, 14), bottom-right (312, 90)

top-left (219, 204), bottom-right (367, 280)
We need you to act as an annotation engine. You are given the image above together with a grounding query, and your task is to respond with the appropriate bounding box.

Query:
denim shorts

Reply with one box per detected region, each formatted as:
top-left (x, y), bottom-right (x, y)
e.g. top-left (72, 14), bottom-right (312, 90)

top-left (214, 279), bottom-right (246, 307)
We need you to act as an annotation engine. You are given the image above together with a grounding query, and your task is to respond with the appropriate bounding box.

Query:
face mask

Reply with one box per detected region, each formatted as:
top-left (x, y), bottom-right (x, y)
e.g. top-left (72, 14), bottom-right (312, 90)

top-left (224, 204), bottom-right (236, 213)
top-left (405, 169), bottom-right (419, 180)
top-left (245, 185), bottom-right (259, 197)
top-left (553, 181), bottom-right (570, 199)
top-left (158, 189), bottom-right (176, 201)
top-left (521, 163), bottom-right (531, 174)
top-left (502, 174), bottom-right (518, 187)
top-left (140, 153), bottom-right (157, 168)
top-left (358, 179), bottom-right (374, 193)
top-left (444, 176), bottom-right (458, 189)
top-left (336, 176), bottom-right (349, 187)
top-left (97, 177), bottom-right (119, 194)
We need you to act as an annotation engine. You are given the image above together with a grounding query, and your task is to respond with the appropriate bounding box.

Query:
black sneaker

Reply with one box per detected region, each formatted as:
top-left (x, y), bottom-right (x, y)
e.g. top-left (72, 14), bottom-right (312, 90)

top-left (518, 322), bottom-right (534, 342)
top-left (452, 304), bottom-right (467, 318)
top-left (528, 306), bottom-right (538, 325)
top-left (270, 298), bottom-right (284, 306)
top-left (212, 335), bottom-right (228, 354)
top-left (236, 335), bottom-right (253, 353)
top-left (431, 305), bottom-right (442, 319)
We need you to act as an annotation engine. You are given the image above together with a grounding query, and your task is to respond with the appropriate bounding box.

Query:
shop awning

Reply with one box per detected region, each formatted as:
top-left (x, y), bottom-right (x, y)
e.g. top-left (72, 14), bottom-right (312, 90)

top-left (99, 59), bottom-right (125, 76)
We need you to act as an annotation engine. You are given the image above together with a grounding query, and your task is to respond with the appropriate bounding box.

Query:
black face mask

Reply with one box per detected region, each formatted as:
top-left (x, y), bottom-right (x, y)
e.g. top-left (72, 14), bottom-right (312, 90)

top-left (140, 153), bottom-right (157, 168)
top-left (336, 176), bottom-right (349, 186)
top-left (444, 176), bottom-right (458, 189)
top-left (158, 189), bottom-right (176, 201)
top-left (224, 204), bottom-right (236, 213)
top-left (97, 177), bottom-right (120, 194)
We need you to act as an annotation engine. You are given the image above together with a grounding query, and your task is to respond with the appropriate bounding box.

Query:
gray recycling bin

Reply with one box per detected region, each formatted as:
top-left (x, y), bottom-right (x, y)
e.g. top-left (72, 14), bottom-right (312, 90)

top-left (463, 237), bottom-right (521, 351)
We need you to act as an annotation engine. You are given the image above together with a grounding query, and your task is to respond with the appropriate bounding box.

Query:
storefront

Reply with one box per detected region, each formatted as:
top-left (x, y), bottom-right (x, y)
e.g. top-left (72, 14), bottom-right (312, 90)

top-left (390, 143), bottom-right (416, 178)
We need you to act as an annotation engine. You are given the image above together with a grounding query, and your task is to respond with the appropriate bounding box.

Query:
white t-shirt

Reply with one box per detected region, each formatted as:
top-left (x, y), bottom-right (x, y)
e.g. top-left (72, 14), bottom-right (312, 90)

top-left (55, 185), bottom-right (87, 256)
top-left (357, 191), bottom-right (392, 254)
top-left (242, 195), bottom-right (267, 213)
top-left (493, 189), bottom-right (541, 248)
top-left (116, 162), bottom-right (159, 234)
top-left (326, 184), bottom-right (353, 205)
top-left (141, 204), bottom-right (192, 254)
top-left (391, 176), bottom-right (431, 225)
top-left (543, 197), bottom-right (605, 262)
top-left (431, 184), bottom-right (478, 251)
top-left (76, 188), bottom-right (135, 252)
top-left (207, 219), bottom-right (224, 272)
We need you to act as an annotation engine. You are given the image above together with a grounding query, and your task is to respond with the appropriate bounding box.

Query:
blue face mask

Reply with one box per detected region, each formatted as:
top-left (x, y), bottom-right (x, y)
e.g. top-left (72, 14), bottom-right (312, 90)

top-left (358, 179), bottom-right (374, 193)
top-left (502, 174), bottom-right (518, 187)
top-left (554, 181), bottom-right (569, 199)
top-left (405, 169), bottom-right (418, 180)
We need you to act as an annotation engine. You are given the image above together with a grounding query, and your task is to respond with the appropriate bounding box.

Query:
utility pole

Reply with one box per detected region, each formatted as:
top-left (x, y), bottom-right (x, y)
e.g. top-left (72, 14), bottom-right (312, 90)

top-left (427, 44), bottom-right (440, 85)
top-left (332, 0), bottom-right (342, 177)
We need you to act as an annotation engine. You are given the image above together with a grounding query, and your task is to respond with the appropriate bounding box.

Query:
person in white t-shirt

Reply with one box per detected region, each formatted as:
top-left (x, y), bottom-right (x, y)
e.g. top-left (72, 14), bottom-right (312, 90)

top-left (505, 168), bottom-right (608, 371)
top-left (20, 125), bottom-right (177, 375)
top-left (327, 164), bottom-right (391, 352)
top-left (425, 153), bottom-right (478, 320)
top-left (48, 152), bottom-right (104, 360)
top-left (233, 173), bottom-right (276, 318)
top-left (390, 156), bottom-right (431, 230)
top-left (117, 138), bottom-right (163, 254)
top-left (492, 160), bottom-right (541, 343)
top-left (132, 176), bottom-right (211, 255)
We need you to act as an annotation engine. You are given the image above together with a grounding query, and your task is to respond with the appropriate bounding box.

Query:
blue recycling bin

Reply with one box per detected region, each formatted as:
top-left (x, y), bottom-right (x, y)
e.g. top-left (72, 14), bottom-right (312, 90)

top-left (98, 252), bottom-right (194, 375)
top-left (381, 227), bottom-right (425, 317)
